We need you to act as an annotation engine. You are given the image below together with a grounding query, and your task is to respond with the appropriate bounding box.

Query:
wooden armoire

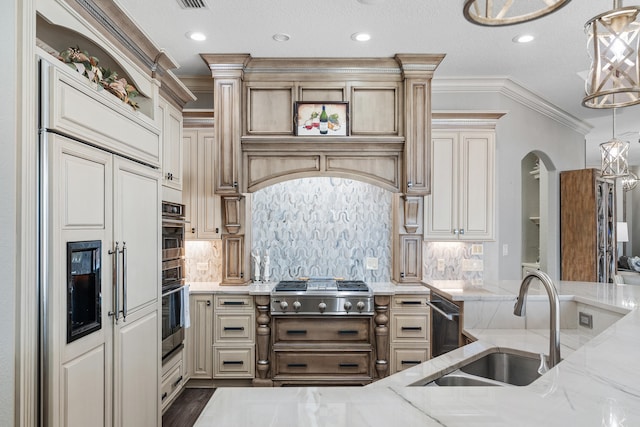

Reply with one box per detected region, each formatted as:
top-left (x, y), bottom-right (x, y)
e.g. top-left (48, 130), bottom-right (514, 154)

top-left (560, 168), bottom-right (617, 283)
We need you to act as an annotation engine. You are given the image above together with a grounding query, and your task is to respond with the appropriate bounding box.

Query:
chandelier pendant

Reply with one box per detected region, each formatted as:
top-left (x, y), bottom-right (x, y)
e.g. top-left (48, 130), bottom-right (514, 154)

top-left (463, 0), bottom-right (572, 26)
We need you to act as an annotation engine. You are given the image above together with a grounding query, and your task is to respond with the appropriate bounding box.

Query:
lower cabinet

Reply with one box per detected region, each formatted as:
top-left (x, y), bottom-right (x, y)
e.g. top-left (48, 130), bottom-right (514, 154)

top-left (213, 295), bottom-right (255, 379)
top-left (389, 294), bottom-right (430, 374)
top-left (271, 316), bottom-right (374, 386)
top-left (187, 294), bottom-right (214, 380)
top-left (161, 348), bottom-right (185, 413)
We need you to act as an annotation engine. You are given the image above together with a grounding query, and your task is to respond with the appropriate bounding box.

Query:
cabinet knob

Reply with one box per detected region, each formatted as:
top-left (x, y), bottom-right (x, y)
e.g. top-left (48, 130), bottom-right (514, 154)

top-left (233, 181), bottom-right (238, 188)
top-left (400, 272), bottom-right (405, 278)
top-left (453, 229), bottom-right (459, 235)
top-left (191, 227), bottom-right (196, 234)
top-left (460, 228), bottom-right (465, 235)
top-left (407, 181), bottom-right (413, 188)
top-left (206, 300), bottom-right (211, 306)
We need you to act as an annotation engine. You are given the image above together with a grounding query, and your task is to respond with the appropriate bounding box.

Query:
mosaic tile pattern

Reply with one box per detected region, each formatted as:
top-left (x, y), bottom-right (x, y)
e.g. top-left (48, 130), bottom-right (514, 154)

top-left (184, 240), bottom-right (222, 282)
top-left (251, 177), bottom-right (392, 282)
top-left (422, 241), bottom-right (483, 281)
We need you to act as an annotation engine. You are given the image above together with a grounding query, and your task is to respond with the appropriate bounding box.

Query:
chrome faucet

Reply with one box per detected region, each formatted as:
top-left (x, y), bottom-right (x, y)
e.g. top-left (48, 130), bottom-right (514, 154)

top-left (513, 270), bottom-right (561, 373)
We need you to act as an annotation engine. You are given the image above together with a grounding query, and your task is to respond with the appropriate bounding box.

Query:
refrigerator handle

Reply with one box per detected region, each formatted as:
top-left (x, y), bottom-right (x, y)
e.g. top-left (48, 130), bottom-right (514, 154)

top-left (108, 242), bottom-right (120, 324)
top-left (121, 242), bottom-right (127, 322)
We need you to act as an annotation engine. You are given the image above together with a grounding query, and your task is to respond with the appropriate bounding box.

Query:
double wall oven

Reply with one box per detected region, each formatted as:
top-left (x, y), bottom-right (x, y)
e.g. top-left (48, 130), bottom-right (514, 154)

top-left (161, 201), bottom-right (187, 361)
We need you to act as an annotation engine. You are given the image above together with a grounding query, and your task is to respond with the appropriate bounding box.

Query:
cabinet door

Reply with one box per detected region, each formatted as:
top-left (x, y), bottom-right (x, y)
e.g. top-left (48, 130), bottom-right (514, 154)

top-left (183, 130), bottom-right (198, 239)
top-left (214, 78), bottom-right (241, 194)
top-left (160, 100), bottom-right (183, 191)
top-left (198, 130), bottom-right (222, 239)
top-left (459, 132), bottom-right (494, 241)
top-left (113, 156), bottom-right (161, 313)
top-left (398, 235), bottom-right (422, 282)
top-left (425, 132), bottom-right (458, 240)
top-left (187, 294), bottom-right (213, 379)
top-left (222, 235), bottom-right (246, 284)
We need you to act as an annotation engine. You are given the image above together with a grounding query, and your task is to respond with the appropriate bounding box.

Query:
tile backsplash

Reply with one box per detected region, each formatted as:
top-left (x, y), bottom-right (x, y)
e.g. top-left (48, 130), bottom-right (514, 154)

top-left (185, 240), bottom-right (222, 282)
top-left (422, 241), bottom-right (484, 281)
top-left (251, 177), bottom-right (392, 282)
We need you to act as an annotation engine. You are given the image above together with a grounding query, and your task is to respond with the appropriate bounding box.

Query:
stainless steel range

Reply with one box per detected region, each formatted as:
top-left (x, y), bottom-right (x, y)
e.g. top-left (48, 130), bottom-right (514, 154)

top-left (270, 278), bottom-right (374, 315)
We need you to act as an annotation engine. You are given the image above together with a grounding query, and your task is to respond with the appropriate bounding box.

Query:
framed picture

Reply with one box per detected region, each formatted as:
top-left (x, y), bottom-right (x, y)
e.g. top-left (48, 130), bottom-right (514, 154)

top-left (294, 102), bottom-right (349, 136)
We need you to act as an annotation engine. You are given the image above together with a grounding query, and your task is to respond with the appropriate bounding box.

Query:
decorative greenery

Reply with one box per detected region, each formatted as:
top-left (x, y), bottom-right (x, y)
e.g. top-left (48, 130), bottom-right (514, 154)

top-left (58, 46), bottom-right (139, 110)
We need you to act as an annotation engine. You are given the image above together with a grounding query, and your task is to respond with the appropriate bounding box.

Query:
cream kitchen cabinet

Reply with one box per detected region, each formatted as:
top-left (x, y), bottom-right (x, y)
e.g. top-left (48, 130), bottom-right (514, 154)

top-left (183, 128), bottom-right (222, 239)
top-left (425, 131), bottom-right (495, 241)
top-left (389, 295), bottom-right (430, 374)
top-left (160, 98), bottom-right (184, 196)
top-left (161, 347), bottom-right (185, 413)
top-left (213, 295), bottom-right (255, 379)
top-left (187, 293), bottom-right (214, 380)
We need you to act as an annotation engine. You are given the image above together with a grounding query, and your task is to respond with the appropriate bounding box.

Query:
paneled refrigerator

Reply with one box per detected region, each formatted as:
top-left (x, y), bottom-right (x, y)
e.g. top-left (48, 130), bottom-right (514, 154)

top-left (38, 55), bottom-right (161, 426)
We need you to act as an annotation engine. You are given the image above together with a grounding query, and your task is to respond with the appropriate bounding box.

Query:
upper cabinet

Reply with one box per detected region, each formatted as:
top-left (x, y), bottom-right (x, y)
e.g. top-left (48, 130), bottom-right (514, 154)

top-left (160, 98), bottom-right (184, 196)
top-left (425, 127), bottom-right (497, 241)
top-left (200, 54), bottom-right (444, 195)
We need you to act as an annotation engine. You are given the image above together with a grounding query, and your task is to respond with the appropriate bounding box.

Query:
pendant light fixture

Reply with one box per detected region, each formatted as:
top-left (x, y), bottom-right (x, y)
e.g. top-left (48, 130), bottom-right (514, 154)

top-left (600, 108), bottom-right (630, 178)
top-left (621, 171), bottom-right (639, 190)
top-left (584, 0), bottom-right (640, 108)
top-left (463, 0), bottom-right (571, 26)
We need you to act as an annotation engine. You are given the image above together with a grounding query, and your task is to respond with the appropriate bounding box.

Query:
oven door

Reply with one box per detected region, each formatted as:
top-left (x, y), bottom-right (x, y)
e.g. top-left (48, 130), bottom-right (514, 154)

top-left (162, 258), bottom-right (185, 288)
top-left (161, 285), bottom-right (185, 360)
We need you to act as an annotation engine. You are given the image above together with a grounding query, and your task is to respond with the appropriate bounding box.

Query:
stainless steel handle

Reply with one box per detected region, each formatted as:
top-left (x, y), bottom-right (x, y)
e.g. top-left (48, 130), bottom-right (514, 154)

top-left (426, 300), bottom-right (456, 321)
top-left (121, 242), bottom-right (127, 322)
top-left (162, 218), bottom-right (190, 225)
top-left (108, 242), bottom-right (120, 324)
top-left (460, 228), bottom-right (465, 235)
top-left (162, 286), bottom-right (184, 297)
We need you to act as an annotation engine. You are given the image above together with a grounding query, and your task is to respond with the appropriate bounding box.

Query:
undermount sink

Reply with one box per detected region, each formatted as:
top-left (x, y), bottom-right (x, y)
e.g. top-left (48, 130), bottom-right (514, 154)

top-left (417, 349), bottom-right (544, 387)
top-left (458, 351), bottom-right (542, 386)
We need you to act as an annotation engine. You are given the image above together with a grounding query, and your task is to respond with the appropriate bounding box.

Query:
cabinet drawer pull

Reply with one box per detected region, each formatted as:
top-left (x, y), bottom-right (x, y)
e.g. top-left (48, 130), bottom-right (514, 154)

top-left (286, 329), bottom-right (307, 335)
top-left (338, 330), bottom-right (359, 335)
top-left (339, 363), bottom-right (359, 368)
top-left (287, 363), bottom-right (307, 368)
top-left (222, 360), bottom-right (244, 365)
top-left (161, 392), bottom-right (168, 401)
top-left (223, 301), bottom-right (245, 305)
top-left (400, 300), bottom-right (422, 305)
top-left (401, 326), bottom-right (423, 331)
top-left (401, 360), bottom-right (422, 365)
top-left (173, 375), bottom-right (183, 387)
top-left (223, 326), bottom-right (245, 331)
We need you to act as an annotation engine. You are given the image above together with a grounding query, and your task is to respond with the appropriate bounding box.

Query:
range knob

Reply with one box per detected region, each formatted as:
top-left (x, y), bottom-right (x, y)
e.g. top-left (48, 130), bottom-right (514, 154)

top-left (279, 301), bottom-right (289, 311)
top-left (344, 301), bottom-right (353, 311)
top-left (356, 301), bottom-right (366, 311)
top-left (318, 302), bottom-right (327, 313)
top-left (292, 301), bottom-right (302, 311)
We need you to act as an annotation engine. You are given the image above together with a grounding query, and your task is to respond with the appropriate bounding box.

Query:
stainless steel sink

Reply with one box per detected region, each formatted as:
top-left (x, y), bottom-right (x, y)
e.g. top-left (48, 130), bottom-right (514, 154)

top-left (432, 374), bottom-right (500, 387)
top-left (415, 349), bottom-right (544, 387)
top-left (459, 351), bottom-right (542, 386)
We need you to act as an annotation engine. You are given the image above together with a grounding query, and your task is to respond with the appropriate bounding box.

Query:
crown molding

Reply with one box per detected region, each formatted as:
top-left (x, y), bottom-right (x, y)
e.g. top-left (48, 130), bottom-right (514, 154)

top-left (432, 77), bottom-right (593, 135)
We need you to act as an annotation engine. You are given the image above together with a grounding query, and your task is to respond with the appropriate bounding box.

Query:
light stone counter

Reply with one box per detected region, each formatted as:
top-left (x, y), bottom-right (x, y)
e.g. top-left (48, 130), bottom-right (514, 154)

top-left (194, 279), bottom-right (640, 426)
top-left (187, 281), bottom-right (430, 296)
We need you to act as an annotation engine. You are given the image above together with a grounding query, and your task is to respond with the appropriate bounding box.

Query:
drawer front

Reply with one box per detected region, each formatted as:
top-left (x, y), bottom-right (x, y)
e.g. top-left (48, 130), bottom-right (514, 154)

top-left (161, 360), bottom-right (184, 406)
top-left (274, 317), bottom-right (371, 343)
top-left (215, 295), bottom-right (253, 310)
top-left (214, 313), bottom-right (255, 343)
top-left (392, 295), bottom-right (429, 310)
top-left (392, 314), bottom-right (428, 341)
top-left (391, 348), bottom-right (429, 373)
top-left (275, 352), bottom-right (370, 376)
top-left (214, 347), bottom-right (255, 378)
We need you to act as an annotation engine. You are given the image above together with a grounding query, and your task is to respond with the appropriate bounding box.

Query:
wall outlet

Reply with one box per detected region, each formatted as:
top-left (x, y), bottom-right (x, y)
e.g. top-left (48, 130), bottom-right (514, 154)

top-left (471, 244), bottom-right (484, 255)
top-left (461, 259), bottom-right (483, 271)
top-left (502, 244), bottom-right (509, 256)
top-left (197, 262), bottom-right (209, 272)
top-left (437, 259), bottom-right (445, 272)
top-left (365, 257), bottom-right (378, 270)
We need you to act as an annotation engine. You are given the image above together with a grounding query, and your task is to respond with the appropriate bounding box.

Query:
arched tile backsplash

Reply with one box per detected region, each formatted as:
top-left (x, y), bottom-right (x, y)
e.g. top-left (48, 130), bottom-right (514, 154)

top-left (251, 177), bottom-right (392, 282)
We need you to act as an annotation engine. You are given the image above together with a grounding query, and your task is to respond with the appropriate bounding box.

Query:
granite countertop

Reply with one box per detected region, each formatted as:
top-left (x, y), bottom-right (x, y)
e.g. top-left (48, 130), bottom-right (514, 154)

top-left (194, 278), bottom-right (640, 426)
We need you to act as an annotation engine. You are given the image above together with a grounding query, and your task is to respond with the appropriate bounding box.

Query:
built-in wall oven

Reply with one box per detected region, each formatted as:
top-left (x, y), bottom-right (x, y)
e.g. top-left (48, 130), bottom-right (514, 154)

top-left (161, 201), bottom-right (187, 361)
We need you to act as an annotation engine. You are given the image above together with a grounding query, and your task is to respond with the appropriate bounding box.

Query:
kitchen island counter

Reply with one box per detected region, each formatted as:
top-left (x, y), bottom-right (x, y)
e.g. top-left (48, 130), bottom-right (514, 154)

top-left (195, 279), bottom-right (640, 426)
top-left (187, 281), bottom-right (430, 296)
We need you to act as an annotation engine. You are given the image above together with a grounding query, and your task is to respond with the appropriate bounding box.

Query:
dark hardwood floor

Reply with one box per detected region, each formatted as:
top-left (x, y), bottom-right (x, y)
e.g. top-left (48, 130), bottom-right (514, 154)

top-left (162, 388), bottom-right (215, 427)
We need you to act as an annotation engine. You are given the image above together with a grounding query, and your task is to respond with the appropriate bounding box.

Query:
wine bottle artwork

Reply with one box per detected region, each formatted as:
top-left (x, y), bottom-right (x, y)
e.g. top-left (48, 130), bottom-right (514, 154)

top-left (294, 102), bottom-right (349, 136)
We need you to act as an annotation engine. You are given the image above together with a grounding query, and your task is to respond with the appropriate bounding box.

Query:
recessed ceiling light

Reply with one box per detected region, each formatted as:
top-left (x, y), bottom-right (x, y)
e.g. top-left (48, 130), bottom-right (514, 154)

top-left (351, 32), bottom-right (371, 42)
top-left (513, 34), bottom-right (535, 43)
top-left (272, 33), bottom-right (291, 42)
top-left (186, 31), bottom-right (207, 41)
